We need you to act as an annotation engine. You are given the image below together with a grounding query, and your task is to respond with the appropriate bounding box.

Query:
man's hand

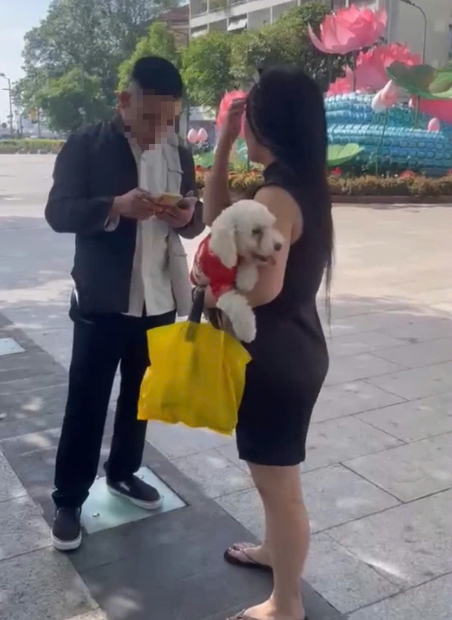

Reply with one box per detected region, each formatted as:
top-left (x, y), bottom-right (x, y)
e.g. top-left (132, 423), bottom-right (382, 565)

top-left (110, 188), bottom-right (158, 221)
top-left (154, 193), bottom-right (197, 229)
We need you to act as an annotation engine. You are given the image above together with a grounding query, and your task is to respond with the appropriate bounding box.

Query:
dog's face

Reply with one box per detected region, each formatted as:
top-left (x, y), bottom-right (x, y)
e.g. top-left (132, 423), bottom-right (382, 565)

top-left (210, 200), bottom-right (285, 269)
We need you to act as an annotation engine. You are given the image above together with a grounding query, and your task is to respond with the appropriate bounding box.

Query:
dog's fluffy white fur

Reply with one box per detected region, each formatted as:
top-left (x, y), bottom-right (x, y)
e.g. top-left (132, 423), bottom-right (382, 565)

top-left (210, 200), bottom-right (284, 343)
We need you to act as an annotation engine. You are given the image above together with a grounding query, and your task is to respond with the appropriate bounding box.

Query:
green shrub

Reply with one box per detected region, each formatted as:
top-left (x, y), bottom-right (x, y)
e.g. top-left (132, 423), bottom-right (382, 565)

top-left (0, 139), bottom-right (64, 154)
top-left (195, 167), bottom-right (452, 198)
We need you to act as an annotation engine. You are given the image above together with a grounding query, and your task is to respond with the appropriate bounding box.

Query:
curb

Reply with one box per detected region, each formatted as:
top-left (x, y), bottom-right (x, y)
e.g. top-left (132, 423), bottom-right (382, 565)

top-left (332, 195), bottom-right (452, 205)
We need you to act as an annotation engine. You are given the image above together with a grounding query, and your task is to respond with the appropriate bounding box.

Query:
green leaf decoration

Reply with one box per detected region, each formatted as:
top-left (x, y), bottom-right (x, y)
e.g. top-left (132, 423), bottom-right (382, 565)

top-left (387, 62), bottom-right (452, 100)
top-left (327, 143), bottom-right (364, 167)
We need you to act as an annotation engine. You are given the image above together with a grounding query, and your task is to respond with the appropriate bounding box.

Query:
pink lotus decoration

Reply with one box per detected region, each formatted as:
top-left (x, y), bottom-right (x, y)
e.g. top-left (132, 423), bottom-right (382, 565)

top-left (428, 118), bottom-right (441, 132)
top-left (327, 44), bottom-right (420, 96)
top-left (309, 5), bottom-right (387, 55)
top-left (216, 90), bottom-right (248, 137)
top-left (417, 100), bottom-right (452, 126)
top-left (371, 80), bottom-right (401, 113)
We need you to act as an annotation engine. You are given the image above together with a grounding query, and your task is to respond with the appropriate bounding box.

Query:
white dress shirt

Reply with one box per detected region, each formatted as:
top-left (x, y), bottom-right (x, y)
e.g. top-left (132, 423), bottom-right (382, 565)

top-left (107, 138), bottom-right (185, 317)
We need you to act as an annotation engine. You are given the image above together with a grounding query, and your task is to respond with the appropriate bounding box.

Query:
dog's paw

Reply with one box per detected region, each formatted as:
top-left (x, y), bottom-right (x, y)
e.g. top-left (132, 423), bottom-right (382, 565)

top-left (236, 263), bottom-right (259, 293)
top-left (217, 291), bottom-right (256, 343)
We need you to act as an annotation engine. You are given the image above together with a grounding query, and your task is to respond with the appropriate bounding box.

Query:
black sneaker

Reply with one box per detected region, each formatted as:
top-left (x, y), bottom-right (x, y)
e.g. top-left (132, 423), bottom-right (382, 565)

top-left (106, 475), bottom-right (163, 510)
top-left (51, 508), bottom-right (82, 551)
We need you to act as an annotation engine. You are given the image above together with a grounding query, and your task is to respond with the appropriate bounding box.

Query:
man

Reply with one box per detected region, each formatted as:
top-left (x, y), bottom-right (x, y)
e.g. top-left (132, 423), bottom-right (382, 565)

top-left (46, 56), bottom-right (204, 551)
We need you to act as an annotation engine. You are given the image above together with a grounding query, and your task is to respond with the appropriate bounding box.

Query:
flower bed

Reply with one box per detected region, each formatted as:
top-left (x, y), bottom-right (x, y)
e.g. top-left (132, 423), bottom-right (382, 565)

top-left (0, 139), bottom-right (64, 154)
top-left (195, 167), bottom-right (452, 199)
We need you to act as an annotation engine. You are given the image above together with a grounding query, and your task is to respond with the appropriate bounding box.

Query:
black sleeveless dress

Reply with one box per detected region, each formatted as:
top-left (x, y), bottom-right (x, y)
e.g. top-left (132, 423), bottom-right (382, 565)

top-left (236, 162), bottom-right (330, 466)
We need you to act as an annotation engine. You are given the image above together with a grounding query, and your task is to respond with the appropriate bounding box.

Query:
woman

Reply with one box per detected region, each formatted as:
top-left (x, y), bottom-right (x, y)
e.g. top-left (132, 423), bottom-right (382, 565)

top-left (203, 66), bottom-right (333, 620)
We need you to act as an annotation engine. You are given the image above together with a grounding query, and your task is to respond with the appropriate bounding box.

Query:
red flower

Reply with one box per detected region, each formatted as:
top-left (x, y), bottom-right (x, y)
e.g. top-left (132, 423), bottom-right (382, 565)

top-left (330, 167), bottom-right (343, 176)
top-left (400, 170), bottom-right (417, 179)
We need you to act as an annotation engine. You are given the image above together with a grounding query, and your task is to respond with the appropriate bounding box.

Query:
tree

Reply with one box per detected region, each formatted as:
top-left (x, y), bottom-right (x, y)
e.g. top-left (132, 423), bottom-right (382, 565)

top-left (36, 69), bottom-right (110, 132)
top-left (231, 2), bottom-right (347, 92)
top-left (118, 22), bottom-right (180, 90)
top-left (20, 0), bottom-right (180, 122)
top-left (181, 33), bottom-right (235, 110)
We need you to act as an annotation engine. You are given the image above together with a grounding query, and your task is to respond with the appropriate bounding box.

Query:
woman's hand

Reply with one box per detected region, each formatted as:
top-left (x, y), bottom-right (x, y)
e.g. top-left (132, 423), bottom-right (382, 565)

top-left (219, 98), bottom-right (247, 146)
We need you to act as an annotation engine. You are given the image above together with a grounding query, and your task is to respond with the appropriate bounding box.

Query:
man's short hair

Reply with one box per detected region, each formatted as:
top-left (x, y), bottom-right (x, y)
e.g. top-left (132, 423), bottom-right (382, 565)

top-left (131, 56), bottom-right (183, 99)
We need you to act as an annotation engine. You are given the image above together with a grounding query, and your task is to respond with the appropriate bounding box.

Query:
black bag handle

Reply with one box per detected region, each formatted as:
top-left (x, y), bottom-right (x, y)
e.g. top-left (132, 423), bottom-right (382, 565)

top-left (188, 286), bottom-right (206, 325)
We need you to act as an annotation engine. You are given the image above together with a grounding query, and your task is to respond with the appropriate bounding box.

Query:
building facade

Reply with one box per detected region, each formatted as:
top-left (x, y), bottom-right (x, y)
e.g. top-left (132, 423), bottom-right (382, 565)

top-left (189, 0), bottom-right (452, 68)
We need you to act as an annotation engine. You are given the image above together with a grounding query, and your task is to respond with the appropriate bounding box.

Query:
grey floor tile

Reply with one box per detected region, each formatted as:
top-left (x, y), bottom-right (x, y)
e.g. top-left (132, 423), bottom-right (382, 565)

top-left (0, 495), bottom-right (50, 560)
top-left (217, 488), bottom-right (265, 540)
top-left (313, 381), bottom-right (404, 423)
top-left (1, 427), bottom-right (63, 457)
top-left (81, 533), bottom-right (274, 620)
top-left (357, 391), bottom-right (452, 442)
top-left (367, 361), bottom-right (452, 400)
top-left (327, 331), bottom-right (404, 358)
top-left (325, 353), bottom-right (404, 386)
top-left (217, 465), bottom-right (399, 540)
top-left (329, 489), bottom-right (452, 588)
top-left (0, 383), bottom-right (68, 422)
top-left (302, 417), bottom-right (401, 473)
top-left (373, 337), bottom-right (452, 369)
top-left (0, 372), bottom-right (67, 396)
top-left (217, 443), bottom-right (249, 472)
top-left (381, 317), bottom-right (452, 344)
top-left (0, 547), bottom-right (97, 620)
top-left (348, 572), bottom-right (452, 620)
top-left (0, 447), bottom-right (27, 502)
top-left (147, 421), bottom-right (233, 460)
top-left (345, 432), bottom-right (452, 502)
top-left (0, 411), bottom-right (62, 440)
top-left (172, 450), bottom-right (254, 499)
top-left (305, 533), bottom-right (400, 614)
top-left (302, 465), bottom-right (399, 532)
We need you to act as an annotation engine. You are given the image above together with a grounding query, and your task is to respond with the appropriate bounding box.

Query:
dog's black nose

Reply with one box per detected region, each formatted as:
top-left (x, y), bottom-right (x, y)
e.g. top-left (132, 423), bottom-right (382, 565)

top-left (274, 242), bottom-right (282, 252)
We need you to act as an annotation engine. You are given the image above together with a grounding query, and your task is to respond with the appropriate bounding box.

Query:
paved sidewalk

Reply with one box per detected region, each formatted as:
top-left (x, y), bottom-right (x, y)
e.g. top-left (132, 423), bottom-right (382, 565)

top-left (1, 155), bottom-right (452, 619)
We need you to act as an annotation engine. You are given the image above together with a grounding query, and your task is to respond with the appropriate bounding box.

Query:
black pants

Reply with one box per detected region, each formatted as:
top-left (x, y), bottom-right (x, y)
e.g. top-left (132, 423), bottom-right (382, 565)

top-left (52, 307), bottom-right (176, 509)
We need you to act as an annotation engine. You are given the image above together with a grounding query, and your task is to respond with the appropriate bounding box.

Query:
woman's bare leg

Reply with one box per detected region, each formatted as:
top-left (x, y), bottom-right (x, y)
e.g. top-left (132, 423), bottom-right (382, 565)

top-left (239, 463), bottom-right (310, 620)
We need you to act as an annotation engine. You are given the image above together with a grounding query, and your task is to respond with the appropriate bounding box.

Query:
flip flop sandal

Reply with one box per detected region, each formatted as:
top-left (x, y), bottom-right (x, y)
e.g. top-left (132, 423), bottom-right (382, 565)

top-left (227, 611), bottom-right (308, 620)
top-left (224, 542), bottom-right (272, 572)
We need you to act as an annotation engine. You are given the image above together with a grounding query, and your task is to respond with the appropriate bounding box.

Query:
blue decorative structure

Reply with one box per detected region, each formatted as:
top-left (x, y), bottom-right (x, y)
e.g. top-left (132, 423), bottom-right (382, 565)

top-left (325, 93), bottom-right (452, 176)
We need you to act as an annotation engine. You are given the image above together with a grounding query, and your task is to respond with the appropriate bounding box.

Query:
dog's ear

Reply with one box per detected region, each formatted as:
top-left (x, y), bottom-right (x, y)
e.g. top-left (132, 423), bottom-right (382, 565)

top-left (210, 214), bottom-right (238, 269)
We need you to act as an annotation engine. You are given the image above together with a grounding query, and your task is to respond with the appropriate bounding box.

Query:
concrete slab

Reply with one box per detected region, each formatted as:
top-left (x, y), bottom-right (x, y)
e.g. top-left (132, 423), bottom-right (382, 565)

top-left (146, 421), bottom-right (232, 460)
top-left (305, 533), bottom-right (400, 614)
top-left (301, 417), bottom-right (402, 472)
top-left (367, 360), bottom-right (452, 400)
top-left (348, 572), bottom-right (452, 620)
top-left (0, 446), bottom-right (27, 502)
top-left (344, 432), bottom-right (452, 502)
top-left (172, 449), bottom-right (254, 499)
top-left (313, 380), bottom-right (404, 423)
top-left (373, 337), bottom-right (452, 369)
top-left (325, 353), bottom-right (404, 386)
top-left (357, 391), bottom-right (452, 442)
top-left (0, 547), bottom-right (97, 620)
top-left (329, 490), bottom-right (452, 588)
top-left (0, 495), bottom-right (50, 561)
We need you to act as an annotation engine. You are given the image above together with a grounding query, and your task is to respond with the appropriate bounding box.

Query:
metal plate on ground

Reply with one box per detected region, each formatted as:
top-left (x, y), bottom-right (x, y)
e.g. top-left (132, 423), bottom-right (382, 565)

top-left (0, 338), bottom-right (25, 357)
top-left (81, 466), bottom-right (186, 534)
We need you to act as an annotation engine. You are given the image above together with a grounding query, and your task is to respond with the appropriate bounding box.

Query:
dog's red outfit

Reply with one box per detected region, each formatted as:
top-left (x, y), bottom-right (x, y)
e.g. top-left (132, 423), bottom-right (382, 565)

top-left (191, 235), bottom-right (237, 300)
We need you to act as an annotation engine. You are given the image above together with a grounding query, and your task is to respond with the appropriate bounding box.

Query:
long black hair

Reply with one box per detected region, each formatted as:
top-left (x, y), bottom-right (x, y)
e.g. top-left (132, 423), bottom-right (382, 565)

top-left (246, 66), bottom-right (334, 308)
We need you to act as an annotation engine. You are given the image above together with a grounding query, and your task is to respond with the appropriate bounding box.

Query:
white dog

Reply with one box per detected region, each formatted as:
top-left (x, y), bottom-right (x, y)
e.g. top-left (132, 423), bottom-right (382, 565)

top-left (191, 200), bottom-right (284, 342)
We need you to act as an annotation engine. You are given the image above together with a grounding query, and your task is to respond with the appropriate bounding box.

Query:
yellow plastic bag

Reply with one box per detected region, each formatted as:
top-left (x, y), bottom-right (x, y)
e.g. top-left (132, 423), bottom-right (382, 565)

top-left (138, 289), bottom-right (251, 435)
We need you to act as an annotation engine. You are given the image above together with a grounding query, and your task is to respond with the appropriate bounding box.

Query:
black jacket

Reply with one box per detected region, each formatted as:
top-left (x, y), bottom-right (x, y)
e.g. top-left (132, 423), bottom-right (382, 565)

top-left (45, 119), bottom-right (204, 314)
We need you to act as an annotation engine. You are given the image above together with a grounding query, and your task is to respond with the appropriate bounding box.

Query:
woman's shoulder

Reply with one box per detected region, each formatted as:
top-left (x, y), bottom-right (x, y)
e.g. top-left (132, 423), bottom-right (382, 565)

top-left (254, 185), bottom-right (303, 243)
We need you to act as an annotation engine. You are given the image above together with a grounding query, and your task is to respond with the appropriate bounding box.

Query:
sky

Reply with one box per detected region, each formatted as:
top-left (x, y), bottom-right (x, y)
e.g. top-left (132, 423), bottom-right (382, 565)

top-left (0, 0), bottom-right (51, 122)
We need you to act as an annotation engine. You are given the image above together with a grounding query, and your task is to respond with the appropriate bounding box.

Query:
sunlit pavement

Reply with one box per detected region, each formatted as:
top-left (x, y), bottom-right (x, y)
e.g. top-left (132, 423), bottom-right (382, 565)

top-left (1, 155), bottom-right (452, 619)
